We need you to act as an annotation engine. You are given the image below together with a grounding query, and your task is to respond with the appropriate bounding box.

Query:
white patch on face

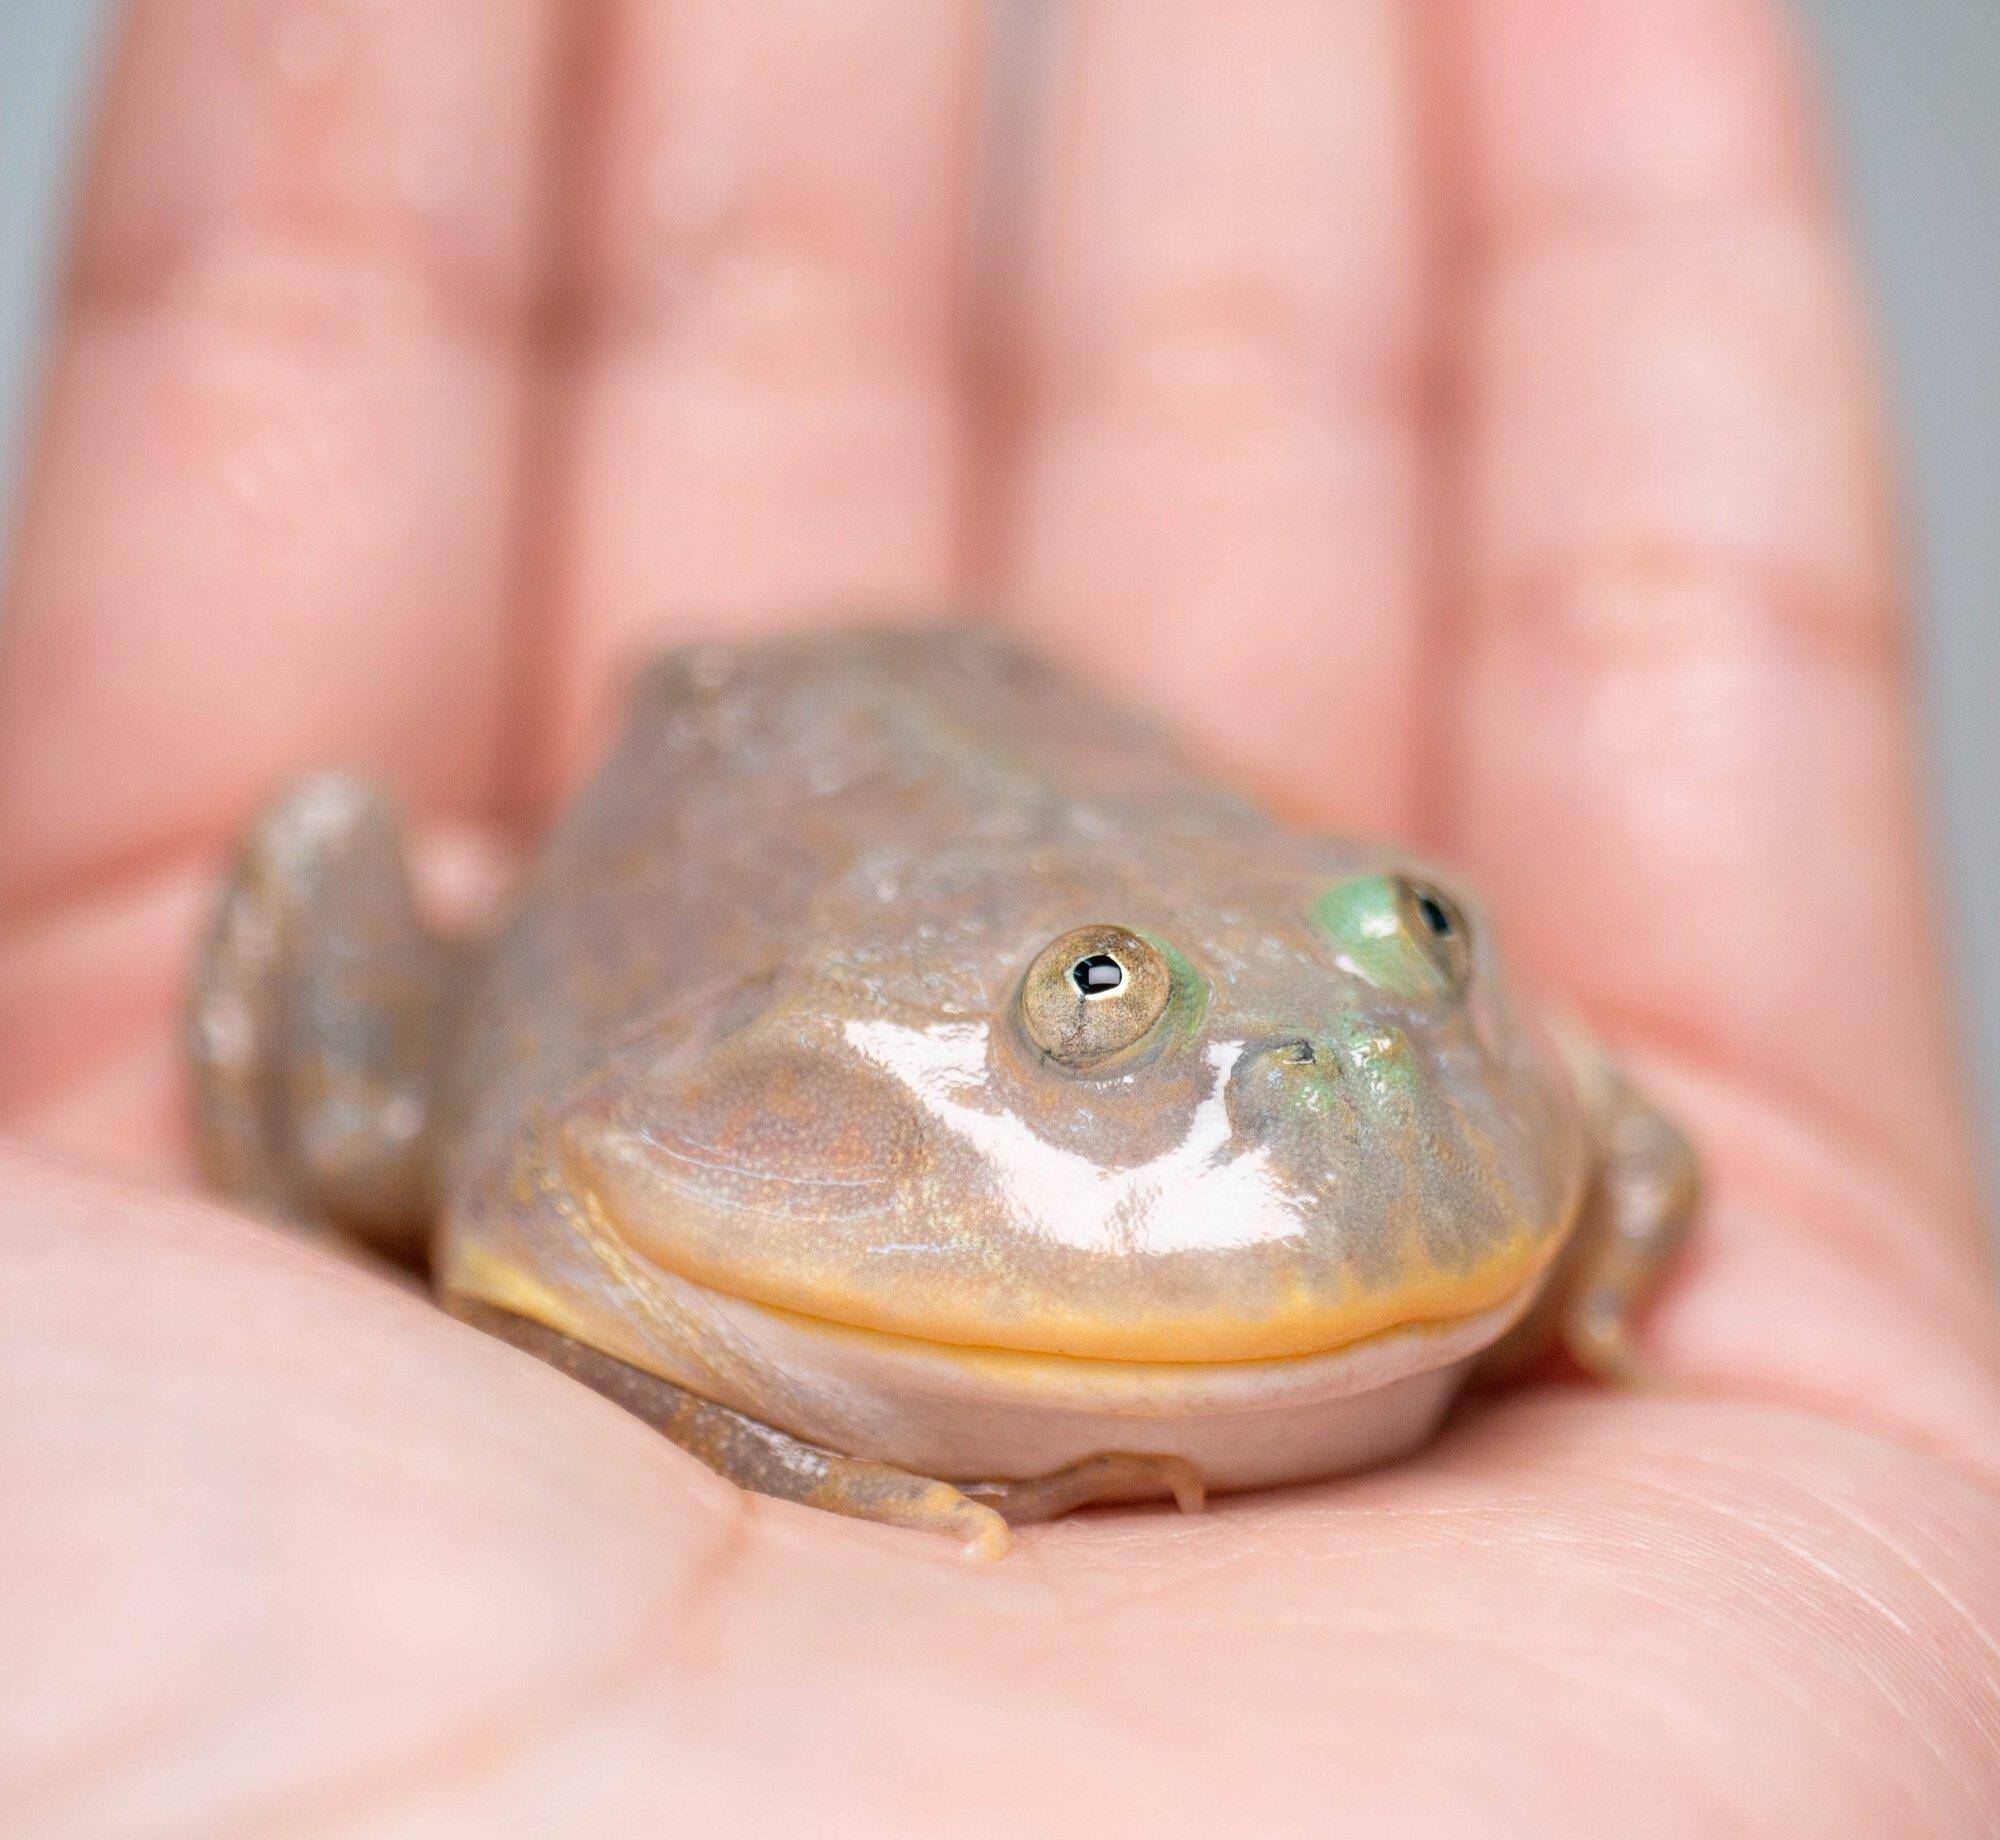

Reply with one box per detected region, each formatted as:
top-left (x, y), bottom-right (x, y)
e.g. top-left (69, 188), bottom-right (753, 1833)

top-left (840, 1021), bottom-right (1300, 1255)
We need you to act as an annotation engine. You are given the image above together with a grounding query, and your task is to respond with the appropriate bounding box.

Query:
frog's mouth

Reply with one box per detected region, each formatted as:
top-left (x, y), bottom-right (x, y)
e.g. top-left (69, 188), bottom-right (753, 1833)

top-left (446, 1217), bottom-right (1544, 1494)
top-left (646, 1267), bottom-right (1538, 1405)
top-left (447, 1160), bottom-right (1553, 1422)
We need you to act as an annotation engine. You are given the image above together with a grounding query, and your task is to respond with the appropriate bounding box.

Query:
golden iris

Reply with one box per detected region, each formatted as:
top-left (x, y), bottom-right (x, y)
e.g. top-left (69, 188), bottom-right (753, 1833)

top-left (1018, 924), bottom-right (1174, 1070)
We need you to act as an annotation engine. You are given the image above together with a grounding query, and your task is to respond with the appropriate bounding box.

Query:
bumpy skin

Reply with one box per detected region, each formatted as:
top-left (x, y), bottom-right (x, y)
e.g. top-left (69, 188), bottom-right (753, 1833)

top-left (189, 626), bottom-right (1694, 1554)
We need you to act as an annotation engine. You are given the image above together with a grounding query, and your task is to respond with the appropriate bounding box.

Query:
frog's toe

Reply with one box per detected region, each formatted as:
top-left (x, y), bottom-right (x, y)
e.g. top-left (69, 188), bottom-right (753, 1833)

top-left (964, 1452), bottom-right (1209, 1527)
top-left (1563, 1298), bottom-right (1671, 1389)
top-left (801, 1462), bottom-right (1013, 1561)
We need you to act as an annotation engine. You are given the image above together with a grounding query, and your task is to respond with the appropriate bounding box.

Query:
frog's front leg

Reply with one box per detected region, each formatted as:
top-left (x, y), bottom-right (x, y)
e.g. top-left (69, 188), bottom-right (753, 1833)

top-left (1558, 1062), bottom-right (1700, 1380)
top-left (1484, 1046), bottom-right (1698, 1385)
top-left (188, 774), bottom-right (462, 1263)
top-left (453, 1304), bottom-right (1203, 1558)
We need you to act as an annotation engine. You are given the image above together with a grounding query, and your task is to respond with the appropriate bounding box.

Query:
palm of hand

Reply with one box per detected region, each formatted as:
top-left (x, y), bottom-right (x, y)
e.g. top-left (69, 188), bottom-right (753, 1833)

top-left (2, 4), bottom-right (1997, 1836)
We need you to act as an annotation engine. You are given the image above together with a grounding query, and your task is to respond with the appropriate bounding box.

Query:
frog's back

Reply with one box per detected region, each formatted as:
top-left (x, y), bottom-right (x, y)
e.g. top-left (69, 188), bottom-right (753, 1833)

top-left (596, 623), bottom-right (1251, 872)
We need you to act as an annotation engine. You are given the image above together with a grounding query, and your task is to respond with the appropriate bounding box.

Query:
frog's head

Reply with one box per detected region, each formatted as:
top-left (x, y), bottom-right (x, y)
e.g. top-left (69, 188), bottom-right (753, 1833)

top-left (545, 850), bottom-right (1593, 1376)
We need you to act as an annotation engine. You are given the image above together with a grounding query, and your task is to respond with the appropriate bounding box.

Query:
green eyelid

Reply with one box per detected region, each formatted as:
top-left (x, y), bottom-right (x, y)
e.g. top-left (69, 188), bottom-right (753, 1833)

top-left (1310, 875), bottom-right (1466, 1003)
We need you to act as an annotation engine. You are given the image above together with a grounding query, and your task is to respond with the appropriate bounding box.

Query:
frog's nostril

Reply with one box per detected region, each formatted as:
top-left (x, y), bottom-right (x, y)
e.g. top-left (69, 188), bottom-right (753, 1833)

top-left (1239, 1035), bottom-right (1318, 1070)
top-left (1225, 1035), bottom-right (1343, 1135)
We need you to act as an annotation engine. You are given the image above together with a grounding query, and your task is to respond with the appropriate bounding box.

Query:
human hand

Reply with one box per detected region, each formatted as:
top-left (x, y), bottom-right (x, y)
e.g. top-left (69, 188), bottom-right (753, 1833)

top-left (3, 3), bottom-right (1997, 1834)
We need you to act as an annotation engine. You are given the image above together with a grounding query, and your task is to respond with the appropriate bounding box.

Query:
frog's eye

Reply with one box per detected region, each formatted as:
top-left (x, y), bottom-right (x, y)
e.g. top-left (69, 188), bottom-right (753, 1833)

top-left (1310, 874), bottom-right (1472, 1003)
top-left (1018, 924), bottom-right (1175, 1069)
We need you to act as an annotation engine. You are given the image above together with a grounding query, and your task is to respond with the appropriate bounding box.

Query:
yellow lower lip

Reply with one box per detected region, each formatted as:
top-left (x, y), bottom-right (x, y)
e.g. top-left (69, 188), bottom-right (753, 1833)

top-left (710, 1281), bottom-right (1526, 1389)
top-left (629, 1227), bottom-right (1560, 1364)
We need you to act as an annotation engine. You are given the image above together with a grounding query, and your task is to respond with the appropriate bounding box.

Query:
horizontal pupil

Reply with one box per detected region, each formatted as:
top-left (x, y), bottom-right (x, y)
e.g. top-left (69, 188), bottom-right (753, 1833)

top-left (1071, 953), bottom-right (1126, 995)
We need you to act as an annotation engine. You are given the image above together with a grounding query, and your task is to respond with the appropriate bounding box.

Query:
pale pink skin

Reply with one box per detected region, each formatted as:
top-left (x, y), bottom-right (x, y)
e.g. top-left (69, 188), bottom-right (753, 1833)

top-left (2, 2), bottom-right (1998, 1836)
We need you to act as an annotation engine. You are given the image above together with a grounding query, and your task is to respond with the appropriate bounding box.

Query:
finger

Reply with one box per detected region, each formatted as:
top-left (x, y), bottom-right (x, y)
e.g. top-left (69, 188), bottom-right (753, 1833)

top-left (0, 0), bottom-right (562, 918)
top-left (0, 862), bottom-right (208, 1182)
top-left (1445, 0), bottom-right (1980, 1215)
top-left (996, 0), bottom-right (1438, 833)
top-left (529, 0), bottom-right (984, 795)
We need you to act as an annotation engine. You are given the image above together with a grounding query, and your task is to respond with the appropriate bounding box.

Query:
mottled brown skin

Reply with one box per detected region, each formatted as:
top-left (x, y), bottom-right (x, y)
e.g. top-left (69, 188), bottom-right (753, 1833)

top-left (189, 626), bottom-right (1694, 1554)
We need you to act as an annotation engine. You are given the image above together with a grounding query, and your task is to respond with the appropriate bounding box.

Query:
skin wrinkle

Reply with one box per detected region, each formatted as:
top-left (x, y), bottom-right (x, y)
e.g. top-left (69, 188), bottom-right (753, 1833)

top-left (1660, 1352), bottom-right (2000, 1511)
top-left (1564, 1426), bottom-right (2000, 1660)
top-left (1309, 1628), bottom-right (1749, 1798)
top-left (1464, 223), bottom-right (1880, 432)
top-left (60, 88), bottom-right (554, 346)
top-left (1607, 1463), bottom-right (1926, 1659)
top-left (1632, 1445), bottom-right (1988, 1672)
top-left (1344, 1480), bottom-right (1968, 1800)
top-left (63, 242), bottom-right (536, 355)
top-left (0, 1693), bottom-right (220, 1838)
top-left (1463, 199), bottom-right (1861, 302)
top-left (1586, 1544), bottom-right (1964, 1821)
top-left (1467, 549), bottom-right (1904, 667)
top-left (1011, 13), bottom-right (1435, 409)
top-left (986, 1394), bottom-right (1993, 1679)
top-left (1699, 1515), bottom-right (1986, 1806)
top-left (1803, 1490), bottom-right (2000, 1679)
top-left (192, 1593), bottom-right (692, 1840)
top-left (553, 141), bottom-right (975, 387)
top-left (1576, 1392), bottom-right (2000, 1541)
top-left (1116, 1658), bottom-right (1751, 1834)
top-left (1024, 288), bottom-right (1432, 438)
top-left (1554, 1465), bottom-right (1999, 1826)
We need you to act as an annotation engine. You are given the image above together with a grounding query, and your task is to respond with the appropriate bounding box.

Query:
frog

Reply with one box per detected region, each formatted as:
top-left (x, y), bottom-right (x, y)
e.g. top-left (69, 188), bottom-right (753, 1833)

top-left (188, 624), bottom-right (1695, 1558)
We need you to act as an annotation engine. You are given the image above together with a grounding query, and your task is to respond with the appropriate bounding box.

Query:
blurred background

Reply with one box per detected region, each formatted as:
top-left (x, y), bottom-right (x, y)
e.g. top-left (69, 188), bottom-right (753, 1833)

top-left (3, 0), bottom-right (1996, 1158)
